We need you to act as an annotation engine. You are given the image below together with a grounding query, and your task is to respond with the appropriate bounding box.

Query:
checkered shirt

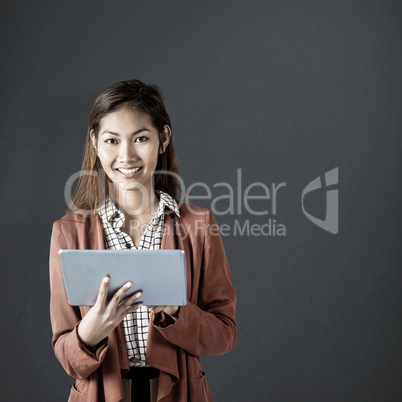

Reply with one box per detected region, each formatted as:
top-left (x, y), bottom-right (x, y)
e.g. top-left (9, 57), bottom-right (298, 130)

top-left (97, 191), bottom-right (180, 367)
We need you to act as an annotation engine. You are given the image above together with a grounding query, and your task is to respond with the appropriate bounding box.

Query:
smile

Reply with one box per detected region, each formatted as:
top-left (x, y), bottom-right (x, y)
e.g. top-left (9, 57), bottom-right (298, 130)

top-left (116, 167), bottom-right (142, 174)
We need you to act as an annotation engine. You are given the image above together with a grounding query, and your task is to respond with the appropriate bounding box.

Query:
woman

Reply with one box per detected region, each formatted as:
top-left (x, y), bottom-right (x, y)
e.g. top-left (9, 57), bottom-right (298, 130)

top-left (49, 79), bottom-right (237, 402)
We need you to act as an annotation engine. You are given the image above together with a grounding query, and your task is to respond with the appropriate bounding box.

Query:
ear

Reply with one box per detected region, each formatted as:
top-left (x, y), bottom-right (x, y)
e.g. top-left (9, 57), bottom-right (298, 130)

top-left (90, 130), bottom-right (97, 151)
top-left (159, 125), bottom-right (172, 154)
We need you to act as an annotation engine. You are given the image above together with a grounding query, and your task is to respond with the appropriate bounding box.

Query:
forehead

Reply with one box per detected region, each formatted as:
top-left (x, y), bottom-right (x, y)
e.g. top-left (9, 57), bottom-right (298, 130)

top-left (99, 108), bottom-right (155, 132)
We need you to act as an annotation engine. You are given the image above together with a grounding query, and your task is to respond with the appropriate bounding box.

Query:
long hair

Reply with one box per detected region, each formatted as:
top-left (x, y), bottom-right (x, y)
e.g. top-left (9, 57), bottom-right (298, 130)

top-left (67, 79), bottom-right (186, 215)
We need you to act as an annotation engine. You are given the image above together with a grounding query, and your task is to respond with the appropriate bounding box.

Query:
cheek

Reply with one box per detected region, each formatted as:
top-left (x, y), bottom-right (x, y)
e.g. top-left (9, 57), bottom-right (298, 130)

top-left (97, 149), bottom-right (114, 166)
top-left (141, 145), bottom-right (160, 164)
top-left (147, 152), bottom-right (161, 169)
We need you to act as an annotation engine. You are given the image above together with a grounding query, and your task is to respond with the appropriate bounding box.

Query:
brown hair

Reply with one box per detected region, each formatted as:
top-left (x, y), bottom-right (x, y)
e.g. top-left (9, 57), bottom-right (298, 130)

top-left (67, 79), bottom-right (186, 215)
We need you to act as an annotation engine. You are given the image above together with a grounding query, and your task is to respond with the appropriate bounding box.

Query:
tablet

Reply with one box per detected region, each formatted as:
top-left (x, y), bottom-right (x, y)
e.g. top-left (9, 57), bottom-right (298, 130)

top-left (58, 249), bottom-right (187, 306)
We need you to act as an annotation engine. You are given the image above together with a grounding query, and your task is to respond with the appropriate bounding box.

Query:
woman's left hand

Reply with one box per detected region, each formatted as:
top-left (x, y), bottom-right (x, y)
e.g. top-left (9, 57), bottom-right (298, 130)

top-left (148, 305), bottom-right (179, 320)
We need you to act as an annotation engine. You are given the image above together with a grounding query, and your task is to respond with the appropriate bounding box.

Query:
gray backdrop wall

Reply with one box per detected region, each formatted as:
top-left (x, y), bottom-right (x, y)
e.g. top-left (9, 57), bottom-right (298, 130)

top-left (1, 1), bottom-right (401, 401)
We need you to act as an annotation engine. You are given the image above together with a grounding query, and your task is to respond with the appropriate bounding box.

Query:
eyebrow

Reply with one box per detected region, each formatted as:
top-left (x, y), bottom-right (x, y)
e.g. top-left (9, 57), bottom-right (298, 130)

top-left (100, 127), bottom-right (150, 136)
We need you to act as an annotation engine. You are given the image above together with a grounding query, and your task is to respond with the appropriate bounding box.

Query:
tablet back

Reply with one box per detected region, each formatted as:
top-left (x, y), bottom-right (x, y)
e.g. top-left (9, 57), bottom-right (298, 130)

top-left (58, 249), bottom-right (187, 306)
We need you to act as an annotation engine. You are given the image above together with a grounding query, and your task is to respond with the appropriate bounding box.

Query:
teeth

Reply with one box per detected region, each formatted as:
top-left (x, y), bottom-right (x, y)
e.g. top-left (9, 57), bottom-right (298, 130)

top-left (118, 167), bottom-right (141, 174)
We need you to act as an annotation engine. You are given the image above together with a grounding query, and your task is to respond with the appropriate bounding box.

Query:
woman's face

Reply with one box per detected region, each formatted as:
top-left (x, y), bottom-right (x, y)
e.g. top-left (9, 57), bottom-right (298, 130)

top-left (92, 108), bottom-right (170, 198)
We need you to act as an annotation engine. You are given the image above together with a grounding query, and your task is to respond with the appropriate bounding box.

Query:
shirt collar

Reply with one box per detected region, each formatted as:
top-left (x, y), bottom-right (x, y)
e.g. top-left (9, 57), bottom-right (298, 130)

top-left (157, 191), bottom-right (180, 218)
top-left (98, 191), bottom-right (180, 230)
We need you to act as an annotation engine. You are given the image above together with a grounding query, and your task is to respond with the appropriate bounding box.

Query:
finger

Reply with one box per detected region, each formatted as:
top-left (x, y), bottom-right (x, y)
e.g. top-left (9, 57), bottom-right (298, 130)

top-left (119, 291), bottom-right (142, 308)
top-left (109, 281), bottom-right (133, 307)
top-left (95, 276), bottom-right (110, 307)
top-left (150, 306), bottom-right (165, 314)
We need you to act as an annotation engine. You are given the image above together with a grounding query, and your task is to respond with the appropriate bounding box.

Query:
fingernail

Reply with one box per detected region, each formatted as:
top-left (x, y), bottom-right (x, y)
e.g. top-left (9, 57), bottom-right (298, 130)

top-left (104, 277), bottom-right (110, 283)
top-left (136, 292), bottom-right (142, 298)
top-left (126, 282), bottom-right (133, 288)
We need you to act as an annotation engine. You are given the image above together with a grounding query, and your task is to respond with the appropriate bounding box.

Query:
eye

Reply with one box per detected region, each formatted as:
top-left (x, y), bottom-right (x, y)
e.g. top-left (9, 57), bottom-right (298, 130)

top-left (135, 136), bottom-right (148, 143)
top-left (105, 138), bottom-right (118, 145)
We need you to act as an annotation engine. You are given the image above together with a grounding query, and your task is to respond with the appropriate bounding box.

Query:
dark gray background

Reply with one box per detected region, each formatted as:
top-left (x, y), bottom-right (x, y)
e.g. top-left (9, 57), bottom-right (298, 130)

top-left (1, 1), bottom-right (401, 401)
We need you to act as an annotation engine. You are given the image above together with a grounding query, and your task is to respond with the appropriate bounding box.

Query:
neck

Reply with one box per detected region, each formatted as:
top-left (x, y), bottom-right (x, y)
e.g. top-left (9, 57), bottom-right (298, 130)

top-left (112, 185), bottom-right (159, 217)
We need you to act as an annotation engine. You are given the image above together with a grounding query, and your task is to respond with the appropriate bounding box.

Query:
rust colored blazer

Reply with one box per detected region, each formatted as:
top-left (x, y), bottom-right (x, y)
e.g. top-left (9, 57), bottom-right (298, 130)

top-left (49, 203), bottom-right (237, 401)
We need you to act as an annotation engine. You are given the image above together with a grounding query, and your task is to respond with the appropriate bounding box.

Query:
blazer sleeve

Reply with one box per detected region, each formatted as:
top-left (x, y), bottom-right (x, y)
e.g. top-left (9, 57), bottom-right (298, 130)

top-left (49, 221), bottom-right (109, 380)
top-left (152, 210), bottom-right (237, 356)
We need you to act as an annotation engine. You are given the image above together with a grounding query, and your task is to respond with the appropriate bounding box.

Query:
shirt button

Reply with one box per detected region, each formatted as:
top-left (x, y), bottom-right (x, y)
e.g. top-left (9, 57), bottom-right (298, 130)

top-left (126, 243), bottom-right (131, 249)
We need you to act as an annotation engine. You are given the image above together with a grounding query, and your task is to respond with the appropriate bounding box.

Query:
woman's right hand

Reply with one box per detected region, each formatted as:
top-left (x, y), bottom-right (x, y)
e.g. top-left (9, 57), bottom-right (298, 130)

top-left (77, 276), bottom-right (142, 348)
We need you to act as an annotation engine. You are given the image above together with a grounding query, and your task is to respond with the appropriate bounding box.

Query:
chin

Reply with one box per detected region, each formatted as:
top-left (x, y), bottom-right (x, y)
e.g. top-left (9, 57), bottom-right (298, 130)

top-left (117, 182), bottom-right (147, 191)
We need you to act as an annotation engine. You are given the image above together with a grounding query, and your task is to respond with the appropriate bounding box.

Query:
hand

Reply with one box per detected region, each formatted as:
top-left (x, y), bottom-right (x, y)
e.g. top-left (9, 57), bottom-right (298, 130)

top-left (78, 276), bottom-right (142, 348)
top-left (148, 306), bottom-right (179, 321)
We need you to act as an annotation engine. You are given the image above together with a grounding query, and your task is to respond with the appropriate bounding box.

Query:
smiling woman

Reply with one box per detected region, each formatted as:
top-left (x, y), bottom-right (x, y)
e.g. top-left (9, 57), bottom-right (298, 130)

top-left (49, 80), bottom-right (237, 402)
top-left (68, 80), bottom-right (182, 217)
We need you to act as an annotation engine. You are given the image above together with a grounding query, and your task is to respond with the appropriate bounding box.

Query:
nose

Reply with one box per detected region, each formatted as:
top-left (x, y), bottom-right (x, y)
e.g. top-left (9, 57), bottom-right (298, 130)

top-left (118, 140), bottom-right (137, 163)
